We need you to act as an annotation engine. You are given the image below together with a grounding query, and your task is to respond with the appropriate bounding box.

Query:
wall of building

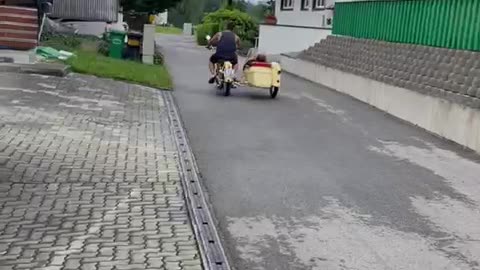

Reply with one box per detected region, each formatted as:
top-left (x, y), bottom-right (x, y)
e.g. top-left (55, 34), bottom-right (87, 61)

top-left (275, 0), bottom-right (334, 28)
top-left (0, 5), bottom-right (38, 50)
top-left (154, 11), bottom-right (168, 25)
top-left (1, 0), bottom-right (36, 6)
top-left (333, 0), bottom-right (480, 51)
top-left (58, 13), bottom-right (124, 37)
top-left (50, 0), bottom-right (118, 22)
top-left (259, 24), bottom-right (331, 55)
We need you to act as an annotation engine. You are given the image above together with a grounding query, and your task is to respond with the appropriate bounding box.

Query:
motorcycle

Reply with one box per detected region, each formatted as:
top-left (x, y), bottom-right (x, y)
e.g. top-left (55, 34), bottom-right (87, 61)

top-left (206, 35), bottom-right (235, 96)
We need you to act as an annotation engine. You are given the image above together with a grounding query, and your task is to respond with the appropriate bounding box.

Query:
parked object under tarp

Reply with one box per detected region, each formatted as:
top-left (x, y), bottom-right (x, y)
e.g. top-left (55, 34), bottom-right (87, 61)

top-left (49, 0), bottom-right (119, 22)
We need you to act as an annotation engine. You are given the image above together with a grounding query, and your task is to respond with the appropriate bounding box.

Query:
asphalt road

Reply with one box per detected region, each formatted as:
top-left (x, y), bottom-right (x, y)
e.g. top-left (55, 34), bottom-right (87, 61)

top-left (158, 34), bottom-right (480, 270)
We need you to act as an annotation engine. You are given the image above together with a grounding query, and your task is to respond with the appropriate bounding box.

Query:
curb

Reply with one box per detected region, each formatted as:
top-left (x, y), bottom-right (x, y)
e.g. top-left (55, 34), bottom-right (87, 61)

top-left (162, 91), bottom-right (232, 270)
top-left (0, 63), bottom-right (70, 77)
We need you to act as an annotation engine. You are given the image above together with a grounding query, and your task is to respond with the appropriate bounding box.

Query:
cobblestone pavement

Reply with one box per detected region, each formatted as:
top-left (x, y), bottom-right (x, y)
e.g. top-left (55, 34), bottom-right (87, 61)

top-left (0, 73), bottom-right (202, 270)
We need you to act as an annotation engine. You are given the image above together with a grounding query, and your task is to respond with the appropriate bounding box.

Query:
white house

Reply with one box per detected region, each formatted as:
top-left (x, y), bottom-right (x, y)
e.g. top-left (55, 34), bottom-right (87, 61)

top-left (258, 0), bottom-right (334, 55)
top-left (154, 10), bottom-right (168, 26)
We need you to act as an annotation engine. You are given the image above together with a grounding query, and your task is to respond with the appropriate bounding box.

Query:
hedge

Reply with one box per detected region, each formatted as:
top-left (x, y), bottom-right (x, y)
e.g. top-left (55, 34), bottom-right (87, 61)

top-left (195, 9), bottom-right (258, 47)
top-left (196, 23), bottom-right (220, 46)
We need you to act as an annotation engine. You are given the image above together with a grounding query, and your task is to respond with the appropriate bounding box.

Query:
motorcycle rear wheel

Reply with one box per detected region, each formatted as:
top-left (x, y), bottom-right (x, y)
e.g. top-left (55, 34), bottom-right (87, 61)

top-left (224, 82), bottom-right (231, 96)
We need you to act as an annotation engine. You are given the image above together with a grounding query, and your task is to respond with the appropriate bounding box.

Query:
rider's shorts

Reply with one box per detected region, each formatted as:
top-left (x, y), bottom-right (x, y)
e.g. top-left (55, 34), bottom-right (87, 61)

top-left (210, 53), bottom-right (238, 66)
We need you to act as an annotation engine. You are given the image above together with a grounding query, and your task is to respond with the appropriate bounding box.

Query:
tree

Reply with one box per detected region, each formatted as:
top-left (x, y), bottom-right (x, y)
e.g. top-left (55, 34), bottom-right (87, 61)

top-left (169, 0), bottom-right (207, 26)
top-left (121, 0), bottom-right (182, 13)
top-left (247, 2), bottom-right (269, 21)
top-left (205, 0), bottom-right (222, 12)
top-left (230, 0), bottom-right (247, 12)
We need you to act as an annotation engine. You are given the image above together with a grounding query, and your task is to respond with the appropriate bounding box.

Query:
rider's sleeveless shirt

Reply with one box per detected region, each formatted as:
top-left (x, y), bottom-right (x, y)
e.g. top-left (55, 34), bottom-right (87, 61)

top-left (216, 31), bottom-right (236, 57)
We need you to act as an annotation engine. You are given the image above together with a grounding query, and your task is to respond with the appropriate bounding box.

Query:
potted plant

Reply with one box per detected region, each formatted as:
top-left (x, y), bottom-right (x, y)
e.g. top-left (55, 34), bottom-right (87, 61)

top-left (264, 14), bottom-right (277, 25)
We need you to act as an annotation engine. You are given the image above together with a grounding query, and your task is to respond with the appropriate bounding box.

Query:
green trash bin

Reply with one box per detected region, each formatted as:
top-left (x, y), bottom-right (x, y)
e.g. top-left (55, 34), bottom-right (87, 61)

top-left (109, 30), bottom-right (126, 59)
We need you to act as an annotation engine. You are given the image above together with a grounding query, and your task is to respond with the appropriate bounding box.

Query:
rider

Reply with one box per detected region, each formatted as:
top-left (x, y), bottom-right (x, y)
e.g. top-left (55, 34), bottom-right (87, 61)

top-left (207, 21), bottom-right (241, 84)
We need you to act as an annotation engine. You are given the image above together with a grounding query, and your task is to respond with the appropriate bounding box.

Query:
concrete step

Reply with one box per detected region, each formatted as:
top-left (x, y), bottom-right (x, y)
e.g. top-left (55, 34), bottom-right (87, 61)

top-left (0, 13), bottom-right (37, 25)
top-left (0, 21), bottom-right (38, 32)
top-left (0, 5), bottom-right (37, 16)
top-left (0, 62), bottom-right (70, 77)
top-left (0, 29), bottom-right (37, 40)
top-left (0, 49), bottom-right (36, 64)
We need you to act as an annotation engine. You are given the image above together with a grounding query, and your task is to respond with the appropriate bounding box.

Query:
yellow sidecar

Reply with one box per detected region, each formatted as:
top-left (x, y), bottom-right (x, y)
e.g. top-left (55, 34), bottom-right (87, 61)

top-left (242, 61), bottom-right (281, 99)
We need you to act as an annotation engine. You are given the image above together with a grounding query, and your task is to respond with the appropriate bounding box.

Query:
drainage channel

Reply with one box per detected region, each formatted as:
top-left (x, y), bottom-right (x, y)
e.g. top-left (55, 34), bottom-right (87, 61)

top-left (162, 92), bottom-right (231, 270)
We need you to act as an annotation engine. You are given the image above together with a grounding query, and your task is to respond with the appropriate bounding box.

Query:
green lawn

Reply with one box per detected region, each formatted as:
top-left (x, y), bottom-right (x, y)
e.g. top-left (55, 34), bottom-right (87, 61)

top-left (40, 35), bottom-right (172, 89)
top-left (156, 26), bottom-right (182, 35)
top-left (67, 51), bottom-right (172, 89)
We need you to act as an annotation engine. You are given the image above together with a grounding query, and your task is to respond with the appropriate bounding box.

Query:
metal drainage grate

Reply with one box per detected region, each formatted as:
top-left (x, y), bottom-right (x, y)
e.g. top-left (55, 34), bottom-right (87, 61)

top-left (162, 92), bottom-right (231, 270)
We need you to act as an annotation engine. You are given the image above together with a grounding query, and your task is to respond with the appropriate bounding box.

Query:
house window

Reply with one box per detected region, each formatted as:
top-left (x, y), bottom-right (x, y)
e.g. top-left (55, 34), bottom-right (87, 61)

top-left (301, 0), bottom-right (311, 10)
top-left (281, 0), bottom-right (294, 10)
top-left (313, 0), bottom-right (326, 9)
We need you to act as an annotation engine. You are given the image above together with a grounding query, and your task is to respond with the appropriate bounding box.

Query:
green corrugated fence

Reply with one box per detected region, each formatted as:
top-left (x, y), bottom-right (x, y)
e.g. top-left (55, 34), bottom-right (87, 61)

top-left (332, 0), bottom-right (480, 51)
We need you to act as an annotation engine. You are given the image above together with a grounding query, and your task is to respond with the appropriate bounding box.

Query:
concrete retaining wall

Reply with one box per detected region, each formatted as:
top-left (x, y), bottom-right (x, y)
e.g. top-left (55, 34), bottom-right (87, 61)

top-left (281, 55), bottom-right (480, 154)
top-left (258, 24), bottom-right (331, 55)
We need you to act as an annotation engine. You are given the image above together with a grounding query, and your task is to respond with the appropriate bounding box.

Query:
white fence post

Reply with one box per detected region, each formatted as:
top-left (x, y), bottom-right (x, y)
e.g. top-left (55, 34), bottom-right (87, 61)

top-left (183, 23), bottom-right (193, 35)
top-left (142, 24), bottom-right (155, 64)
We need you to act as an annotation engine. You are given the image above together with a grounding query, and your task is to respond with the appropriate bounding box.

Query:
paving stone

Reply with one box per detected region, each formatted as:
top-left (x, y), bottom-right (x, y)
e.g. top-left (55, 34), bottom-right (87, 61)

top-left (116, 264), bottom-right (147, 270)
top-left (181, 259), bottom-right (202, 267)
top-left (81, 263), bottom-right (98, 270)
top-left (64, 258), bottom-right (82, 269)
top-left (182, 266), bottom-right (203, 270)
top-left (0, 73), bottom-right (203, 270)
top-left (164, 262), bottom-right (181, 270)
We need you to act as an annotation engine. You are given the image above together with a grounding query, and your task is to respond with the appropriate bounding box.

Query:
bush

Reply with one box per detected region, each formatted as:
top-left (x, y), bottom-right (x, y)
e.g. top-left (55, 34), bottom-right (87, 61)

top-left (196, 9), bottom-right (258, 45)
top-left (154, 44), bottom-right (164, 65)
top-left (41, 33), bottom-right (109, 56)
top-left (98, 40), bottom-right (109, 56)
top-left (154, 51), bottom-right (164, 65)
top-left (41, 34), bottom-right (101, 51)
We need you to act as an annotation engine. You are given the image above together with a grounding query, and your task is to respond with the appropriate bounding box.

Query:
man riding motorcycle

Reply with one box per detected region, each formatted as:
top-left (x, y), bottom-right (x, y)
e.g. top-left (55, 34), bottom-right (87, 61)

top-left (207, 21), bottom-right (241, 84)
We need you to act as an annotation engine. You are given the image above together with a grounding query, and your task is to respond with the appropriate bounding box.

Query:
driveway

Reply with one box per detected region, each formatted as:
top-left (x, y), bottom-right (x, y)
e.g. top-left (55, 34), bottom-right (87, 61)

top-left (159, 34), bottom-right (480, 270)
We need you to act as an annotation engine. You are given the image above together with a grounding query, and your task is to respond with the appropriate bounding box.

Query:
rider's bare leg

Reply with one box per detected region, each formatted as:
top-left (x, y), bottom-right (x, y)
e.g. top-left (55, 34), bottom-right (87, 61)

top-left (208, 61), bottom-right (216, 84)
top-left (233, 64), bottom-right (240, 82)
top-left (209, 62), bottom-right (215, 75)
